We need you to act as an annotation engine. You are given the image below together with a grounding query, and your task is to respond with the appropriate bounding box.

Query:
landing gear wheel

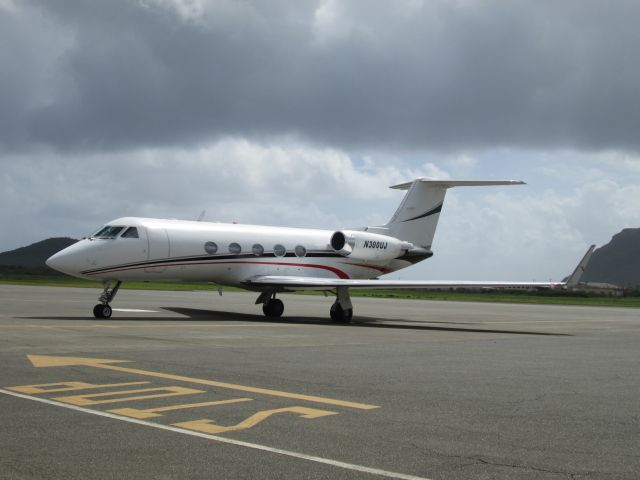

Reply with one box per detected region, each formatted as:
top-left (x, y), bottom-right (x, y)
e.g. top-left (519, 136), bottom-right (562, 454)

top-left (262, 298), bottom-right (284, 318)
top-left (93, 304), bottom-right (112, 319)
top-left (330, 302), bottom-right (353, 323)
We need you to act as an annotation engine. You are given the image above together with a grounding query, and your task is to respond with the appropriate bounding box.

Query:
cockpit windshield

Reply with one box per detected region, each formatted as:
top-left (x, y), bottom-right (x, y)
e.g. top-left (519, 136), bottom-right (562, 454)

top-left (121, 227), bottom-right (139, 238)
top-left (92, 225), bottom-right (125, 239)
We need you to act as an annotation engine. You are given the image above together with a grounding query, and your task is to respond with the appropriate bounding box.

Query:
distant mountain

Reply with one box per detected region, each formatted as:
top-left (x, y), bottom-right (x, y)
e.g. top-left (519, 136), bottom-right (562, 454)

top-left (0, 237), bottom-right (78, 269)
top-left (582, 228), bottom-right (640, 287)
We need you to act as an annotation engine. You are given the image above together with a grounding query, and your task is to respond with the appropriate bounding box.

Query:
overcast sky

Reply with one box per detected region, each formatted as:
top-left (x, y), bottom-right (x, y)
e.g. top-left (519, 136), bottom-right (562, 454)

top-left (2, 0), bottom-right (640, 280)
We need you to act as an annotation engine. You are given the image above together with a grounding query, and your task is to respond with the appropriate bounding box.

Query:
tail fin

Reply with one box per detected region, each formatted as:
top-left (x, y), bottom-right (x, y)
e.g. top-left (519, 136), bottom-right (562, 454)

top-left (565, 244), bottom-right (596, 288)
top-left (375, 178), bottom-right (525, 249)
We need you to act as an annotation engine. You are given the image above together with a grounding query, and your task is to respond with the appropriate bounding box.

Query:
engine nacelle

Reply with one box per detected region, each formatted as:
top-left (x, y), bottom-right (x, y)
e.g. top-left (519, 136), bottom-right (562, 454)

top-left (330, 230), bottom-right (413, 261)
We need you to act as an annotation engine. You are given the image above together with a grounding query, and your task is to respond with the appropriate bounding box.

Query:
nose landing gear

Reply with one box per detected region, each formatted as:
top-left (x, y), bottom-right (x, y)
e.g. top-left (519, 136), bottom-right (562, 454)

top-left (93, 280), bottom-right (121, 319)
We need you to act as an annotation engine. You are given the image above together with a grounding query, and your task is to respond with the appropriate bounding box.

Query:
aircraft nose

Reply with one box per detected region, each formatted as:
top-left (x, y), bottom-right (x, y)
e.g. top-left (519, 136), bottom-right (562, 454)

top-left (46, 248), bottom-right (81, 276)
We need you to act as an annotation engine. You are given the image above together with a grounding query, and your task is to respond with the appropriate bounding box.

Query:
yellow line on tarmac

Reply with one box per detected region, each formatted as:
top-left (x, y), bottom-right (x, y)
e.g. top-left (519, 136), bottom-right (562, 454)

top-left (109, 398), bottom-right (253, 419)
top-left (92, 363), bottom-right (379, 410)
top-left (55, 386), bottom-right (205, 406)
top-left (27, 355), bottom-right (379, 410)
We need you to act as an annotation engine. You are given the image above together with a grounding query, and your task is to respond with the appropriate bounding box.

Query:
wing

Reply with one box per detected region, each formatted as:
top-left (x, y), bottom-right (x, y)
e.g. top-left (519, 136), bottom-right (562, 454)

top-left (242, 245), bottom-right (595, 292)
top-left (242, 276), bottom-right (565, 290)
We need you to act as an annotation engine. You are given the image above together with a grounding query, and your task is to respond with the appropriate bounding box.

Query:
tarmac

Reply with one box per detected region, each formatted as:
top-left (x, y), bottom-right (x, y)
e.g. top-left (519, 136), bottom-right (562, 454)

top-left (1, 284), bottom-right (639, 479)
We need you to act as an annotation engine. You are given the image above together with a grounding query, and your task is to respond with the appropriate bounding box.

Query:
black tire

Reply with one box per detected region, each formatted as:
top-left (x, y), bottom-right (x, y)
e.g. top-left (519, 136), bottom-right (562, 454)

top-left (270, 298), bottom-right (284, 317)
top-left (330, 302), bottom-right (353, 323)
top-left (263, 298), bottom-right (284, 318)
top-left (93, 304), bottom-right (104, 319)
top-left (93, 304), bottom-right (112, 319)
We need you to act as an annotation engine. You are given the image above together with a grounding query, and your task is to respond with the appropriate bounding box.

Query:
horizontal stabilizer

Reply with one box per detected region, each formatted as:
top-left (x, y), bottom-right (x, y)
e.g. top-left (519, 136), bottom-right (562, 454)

top-left (390, 178), bottom-right (526, 190)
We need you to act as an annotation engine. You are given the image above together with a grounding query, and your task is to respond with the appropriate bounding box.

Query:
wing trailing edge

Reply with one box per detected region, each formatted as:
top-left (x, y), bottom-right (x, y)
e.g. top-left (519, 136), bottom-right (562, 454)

top-left (243, 276), bottom-right (565, 291)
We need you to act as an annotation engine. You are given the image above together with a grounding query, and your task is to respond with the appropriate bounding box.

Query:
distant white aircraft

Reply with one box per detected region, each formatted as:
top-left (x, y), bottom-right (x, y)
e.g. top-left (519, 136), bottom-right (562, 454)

top-left (47, 178), bottom-right (594, 321)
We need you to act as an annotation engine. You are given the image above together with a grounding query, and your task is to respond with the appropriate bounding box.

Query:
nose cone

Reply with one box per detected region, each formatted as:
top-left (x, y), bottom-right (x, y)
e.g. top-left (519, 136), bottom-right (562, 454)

top-left (46, 250), bottom-right (71, 275)
top-left (46, 245), bottom-right (85, 278)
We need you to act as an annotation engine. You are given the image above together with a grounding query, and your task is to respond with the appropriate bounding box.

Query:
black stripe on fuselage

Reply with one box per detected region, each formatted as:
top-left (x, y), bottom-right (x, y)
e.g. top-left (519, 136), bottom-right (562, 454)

top-left (80, 251), bottom-right (344, 275)
top-left (401, 203), bottom-right (443, 222)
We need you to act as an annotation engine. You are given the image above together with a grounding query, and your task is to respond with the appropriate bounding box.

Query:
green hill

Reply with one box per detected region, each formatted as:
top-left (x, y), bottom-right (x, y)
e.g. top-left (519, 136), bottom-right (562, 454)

top-left (0, 237), bottom-right (78, 271)
top-left (582, 229), bottom-right (640, 287)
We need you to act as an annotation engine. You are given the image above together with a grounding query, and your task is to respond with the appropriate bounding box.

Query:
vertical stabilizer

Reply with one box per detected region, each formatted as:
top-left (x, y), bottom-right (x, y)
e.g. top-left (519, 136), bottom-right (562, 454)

top-left (379, 178), bottom-right (524, 249)
top-left (565, 244), bottom-right (596, 288)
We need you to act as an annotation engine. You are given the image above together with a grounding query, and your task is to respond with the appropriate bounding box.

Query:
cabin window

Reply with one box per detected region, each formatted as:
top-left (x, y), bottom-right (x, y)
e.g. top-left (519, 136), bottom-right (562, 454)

top-left (252, 244), bottom-right (264, 256)
top-left (229, 242), bottom-right (242, 254)
top-left (93, 226), bottom-right (124, 239)
top-left (121, 227), bottom-right (139, 239)
top-left (273, 244), bottom-right (286, 257)
top-left (204, 241), bottom-right (218, 254)
top-left (294, 245), bottom-right (307, 258)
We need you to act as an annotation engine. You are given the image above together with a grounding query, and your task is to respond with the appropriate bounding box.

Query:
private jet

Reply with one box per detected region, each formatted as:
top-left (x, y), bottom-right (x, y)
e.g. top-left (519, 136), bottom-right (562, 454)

top-left (46, 178), bottom-right (594, 322)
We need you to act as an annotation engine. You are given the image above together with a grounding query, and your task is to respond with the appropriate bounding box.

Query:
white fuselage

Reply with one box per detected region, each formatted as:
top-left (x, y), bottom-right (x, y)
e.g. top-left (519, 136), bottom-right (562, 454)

top-left (48, 217), bottom-right (413, 288)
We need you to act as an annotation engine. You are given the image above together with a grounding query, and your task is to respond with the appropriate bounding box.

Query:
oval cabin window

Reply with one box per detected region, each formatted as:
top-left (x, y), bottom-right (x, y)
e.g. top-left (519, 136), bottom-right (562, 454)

top-left (204, 242), bottom-right (218, 254)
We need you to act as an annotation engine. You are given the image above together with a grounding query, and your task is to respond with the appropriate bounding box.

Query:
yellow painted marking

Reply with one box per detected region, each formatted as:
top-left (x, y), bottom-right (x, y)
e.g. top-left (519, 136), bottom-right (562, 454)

top-left (27, 355), bottom-right (379, 410)
top-left (0, 389), bottom-right (428, 480)
top-left (54, 386), bottom-right (204, 406)
top-left (174, 406), bottom-right (338, 435)
top-left (109, 398), bottom-right (253, 419)
top-left (7, 381), bottom-right (148, 394)
top-left (28, 355), bottom-right (130, 368)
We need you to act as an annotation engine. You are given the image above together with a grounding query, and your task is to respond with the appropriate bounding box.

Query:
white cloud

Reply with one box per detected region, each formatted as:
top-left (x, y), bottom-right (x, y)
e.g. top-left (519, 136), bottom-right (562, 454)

top-left (0, 139), bottom-right (410, 250)
top-left (138, 0), bottom-right (207, 23)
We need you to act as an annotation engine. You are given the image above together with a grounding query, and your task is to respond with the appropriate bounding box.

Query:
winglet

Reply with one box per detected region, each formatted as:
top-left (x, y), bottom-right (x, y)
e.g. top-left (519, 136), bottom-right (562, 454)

top-left (565, 245), bottom-right (596, 288)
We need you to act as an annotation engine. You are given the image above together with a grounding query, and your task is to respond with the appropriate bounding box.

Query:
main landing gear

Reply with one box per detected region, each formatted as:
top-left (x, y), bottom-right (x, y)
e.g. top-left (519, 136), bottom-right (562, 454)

top-left (93, 280), bottom-right (121, 319)
top-left (256, 292), bottom-right (285, 318)
top-left (255, 287), bottom-right (354, 323)
top-left (330, 286), bottom-right (353, 323)
top-left (330, 301), bottom-right (353, 323)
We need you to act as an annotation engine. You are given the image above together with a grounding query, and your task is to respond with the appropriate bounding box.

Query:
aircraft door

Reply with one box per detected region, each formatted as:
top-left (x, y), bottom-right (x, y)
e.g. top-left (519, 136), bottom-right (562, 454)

top-left (145, 227), bottom-right (170, 273)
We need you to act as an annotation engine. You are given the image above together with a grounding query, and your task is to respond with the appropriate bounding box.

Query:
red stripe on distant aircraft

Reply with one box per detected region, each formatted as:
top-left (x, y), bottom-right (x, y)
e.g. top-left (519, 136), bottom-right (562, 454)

top-left (85, 260), bottom-right (351, 279)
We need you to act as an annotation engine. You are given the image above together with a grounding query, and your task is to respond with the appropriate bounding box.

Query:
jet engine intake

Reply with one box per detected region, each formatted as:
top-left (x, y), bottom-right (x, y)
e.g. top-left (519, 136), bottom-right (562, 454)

top-left (330, 230), bottom-right (413, 261)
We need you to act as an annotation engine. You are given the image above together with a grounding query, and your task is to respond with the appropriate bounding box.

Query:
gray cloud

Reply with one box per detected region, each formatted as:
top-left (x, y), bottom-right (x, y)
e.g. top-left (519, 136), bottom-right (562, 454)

top-left (2, 0), bottom-right (640, 154)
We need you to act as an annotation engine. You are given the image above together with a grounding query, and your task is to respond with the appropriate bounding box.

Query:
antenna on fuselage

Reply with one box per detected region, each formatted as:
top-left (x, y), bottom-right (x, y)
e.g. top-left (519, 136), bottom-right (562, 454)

top-left (196, 210), bottom-right (206, 222)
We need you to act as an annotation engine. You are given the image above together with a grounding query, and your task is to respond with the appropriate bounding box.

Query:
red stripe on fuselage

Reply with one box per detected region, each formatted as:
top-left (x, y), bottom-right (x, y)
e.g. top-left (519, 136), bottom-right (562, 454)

top-left (85, 260), bottom-right (351, 279)
top-left (341, 262), bottom-right (390, 274)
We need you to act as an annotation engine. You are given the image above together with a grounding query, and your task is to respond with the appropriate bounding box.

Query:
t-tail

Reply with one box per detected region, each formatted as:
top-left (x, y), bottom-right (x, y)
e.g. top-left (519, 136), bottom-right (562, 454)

top-left (369, 178), bottom-right (525, 249)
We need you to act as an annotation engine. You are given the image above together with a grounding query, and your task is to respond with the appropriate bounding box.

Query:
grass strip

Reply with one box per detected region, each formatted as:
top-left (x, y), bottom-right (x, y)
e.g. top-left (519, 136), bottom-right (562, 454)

top-left (1, 275), bottom-right (638, 308)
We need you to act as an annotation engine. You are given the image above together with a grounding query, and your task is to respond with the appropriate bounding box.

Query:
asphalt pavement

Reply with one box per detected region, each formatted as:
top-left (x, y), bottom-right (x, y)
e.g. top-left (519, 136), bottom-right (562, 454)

top-left (1, 285), bottom-right (639, 479)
